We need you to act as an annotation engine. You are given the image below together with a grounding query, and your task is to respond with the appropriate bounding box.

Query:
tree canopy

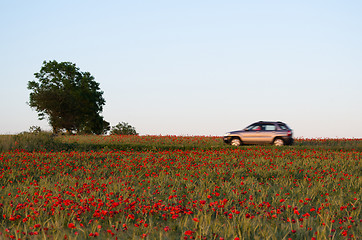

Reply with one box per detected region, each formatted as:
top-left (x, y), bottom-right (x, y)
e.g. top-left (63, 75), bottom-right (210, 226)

top-left (28, 60), bottom-right (109, 134)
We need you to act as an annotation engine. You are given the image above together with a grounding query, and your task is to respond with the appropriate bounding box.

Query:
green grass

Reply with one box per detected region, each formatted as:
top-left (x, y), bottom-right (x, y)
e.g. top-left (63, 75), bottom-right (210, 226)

top-left (1, 133), bottom-right (361, 152)
top-left (0, 133), bottom-right (360, 239)
top-left (0, 147), bottom-right (360, 239)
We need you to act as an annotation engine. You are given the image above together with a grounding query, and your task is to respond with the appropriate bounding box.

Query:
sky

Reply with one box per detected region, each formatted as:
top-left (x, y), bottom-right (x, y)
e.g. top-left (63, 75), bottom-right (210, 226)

top-left (1, 1), bottom-right (361, 138)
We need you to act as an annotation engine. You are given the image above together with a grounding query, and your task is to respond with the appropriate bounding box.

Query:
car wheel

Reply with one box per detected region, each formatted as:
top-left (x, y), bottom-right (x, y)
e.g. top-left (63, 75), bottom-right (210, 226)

top-left (273, 138), bottom-right (284, 146)
top-left (231, 138), bottom-right (241, 146)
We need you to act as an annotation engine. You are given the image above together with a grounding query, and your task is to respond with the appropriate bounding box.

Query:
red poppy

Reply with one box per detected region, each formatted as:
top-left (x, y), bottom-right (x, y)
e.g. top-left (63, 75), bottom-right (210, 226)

top-left (68, 223), bottom-right (76, 229)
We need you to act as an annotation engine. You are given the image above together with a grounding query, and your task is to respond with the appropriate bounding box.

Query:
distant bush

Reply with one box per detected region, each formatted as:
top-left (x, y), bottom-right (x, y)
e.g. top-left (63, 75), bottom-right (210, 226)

top-left (110, 122), bottom-right (138, 135)
top-left (29, 125), bottom-right (42, 134)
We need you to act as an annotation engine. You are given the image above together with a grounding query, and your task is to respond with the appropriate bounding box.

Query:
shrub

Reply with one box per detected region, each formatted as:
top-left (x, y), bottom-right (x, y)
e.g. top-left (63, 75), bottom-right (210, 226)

top-left (110, 122), bottom-right (138, 135)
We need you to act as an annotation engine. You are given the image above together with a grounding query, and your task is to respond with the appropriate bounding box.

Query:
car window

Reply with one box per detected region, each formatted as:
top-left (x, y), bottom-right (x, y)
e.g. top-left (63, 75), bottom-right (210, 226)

top-left (262, 124), bottom-right (276, 131)
top-left (248, 125), bottom-right (262, 131)
top-left (245, 124), bottom-right (255, 131)
top-left (278, 123), bottom-right (289, 130)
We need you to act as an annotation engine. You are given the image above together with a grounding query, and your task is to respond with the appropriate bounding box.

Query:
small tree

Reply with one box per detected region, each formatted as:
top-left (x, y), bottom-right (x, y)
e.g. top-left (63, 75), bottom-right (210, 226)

top-left (110, 122), bottom-right (138, 135)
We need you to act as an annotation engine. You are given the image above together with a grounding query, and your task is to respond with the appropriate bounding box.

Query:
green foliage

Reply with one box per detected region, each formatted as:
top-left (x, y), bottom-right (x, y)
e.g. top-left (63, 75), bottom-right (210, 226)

top-left (27, 60), bottom-right (109, 134)
top-left (110, 122), bottom-right (138, 135)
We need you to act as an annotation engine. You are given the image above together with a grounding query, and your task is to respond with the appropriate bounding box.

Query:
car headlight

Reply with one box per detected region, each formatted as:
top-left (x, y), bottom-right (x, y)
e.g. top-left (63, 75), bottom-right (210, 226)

top-left (224, 132), bottom-right (230, 137)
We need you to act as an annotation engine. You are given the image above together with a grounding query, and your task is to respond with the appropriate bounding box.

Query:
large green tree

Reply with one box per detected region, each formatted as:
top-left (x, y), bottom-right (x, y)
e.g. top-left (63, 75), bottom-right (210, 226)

top-left (28, 60), bottom-right (109, 134)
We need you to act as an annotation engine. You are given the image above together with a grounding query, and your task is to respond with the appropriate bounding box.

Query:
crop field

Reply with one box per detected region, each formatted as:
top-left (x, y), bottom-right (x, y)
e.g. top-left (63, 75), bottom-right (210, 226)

top-left (0, 135), bottom-right (361, 239)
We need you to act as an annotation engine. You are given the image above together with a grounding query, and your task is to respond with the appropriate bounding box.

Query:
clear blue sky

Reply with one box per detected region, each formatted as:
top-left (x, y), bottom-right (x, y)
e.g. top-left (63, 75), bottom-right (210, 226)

top-left (1, 1), bottom-right (361, 137)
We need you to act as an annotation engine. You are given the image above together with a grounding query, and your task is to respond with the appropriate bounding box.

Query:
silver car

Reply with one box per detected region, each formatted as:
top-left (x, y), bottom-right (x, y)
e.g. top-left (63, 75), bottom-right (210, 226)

top-left (223, 121), bottom-right (293, 146)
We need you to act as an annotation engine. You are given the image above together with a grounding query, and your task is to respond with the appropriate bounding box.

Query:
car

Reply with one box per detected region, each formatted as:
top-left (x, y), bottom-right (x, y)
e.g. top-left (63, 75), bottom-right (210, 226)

top-left (223, 121), bottom-right (293, 146)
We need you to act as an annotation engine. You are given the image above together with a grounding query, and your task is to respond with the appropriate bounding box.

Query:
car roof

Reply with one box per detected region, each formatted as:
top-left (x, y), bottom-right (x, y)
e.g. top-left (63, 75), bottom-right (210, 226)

top-left (255, 121), bottom-right (285, 124)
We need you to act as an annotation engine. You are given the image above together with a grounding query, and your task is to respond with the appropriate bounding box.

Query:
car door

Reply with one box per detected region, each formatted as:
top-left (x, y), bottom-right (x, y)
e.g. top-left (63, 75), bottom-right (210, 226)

top-left (241, 124), bottom-right (263, 144)
top-left (259, 124), bottom-right (277, 143)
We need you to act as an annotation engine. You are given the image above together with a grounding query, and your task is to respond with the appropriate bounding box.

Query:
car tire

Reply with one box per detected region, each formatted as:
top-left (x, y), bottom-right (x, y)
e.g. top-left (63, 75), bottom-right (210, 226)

top-left (273, 138), bottom-right (284, 146)
top-left (231, 138), bottom-right (242, 146)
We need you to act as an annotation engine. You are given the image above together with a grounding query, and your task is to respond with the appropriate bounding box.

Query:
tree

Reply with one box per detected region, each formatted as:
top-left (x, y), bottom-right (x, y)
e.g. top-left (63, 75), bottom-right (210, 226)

top-left (110, 122), bottom-right (138, 135)
top-left (28, 60), bottom-right (109, 134)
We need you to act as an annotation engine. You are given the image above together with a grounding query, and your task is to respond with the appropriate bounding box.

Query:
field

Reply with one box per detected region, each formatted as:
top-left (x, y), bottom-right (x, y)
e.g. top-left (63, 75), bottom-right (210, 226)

top-left (0, 134), bottom-right (361, 239)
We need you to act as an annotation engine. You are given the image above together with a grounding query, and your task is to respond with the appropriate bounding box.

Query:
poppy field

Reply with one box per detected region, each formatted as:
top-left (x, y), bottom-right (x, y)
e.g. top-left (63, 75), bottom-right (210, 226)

top-left (0, 135), bottom-right (361, 239)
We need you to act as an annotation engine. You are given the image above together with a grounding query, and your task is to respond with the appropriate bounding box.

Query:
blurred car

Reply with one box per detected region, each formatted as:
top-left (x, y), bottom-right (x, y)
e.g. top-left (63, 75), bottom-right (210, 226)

top-left (223, 121), bottom-right (293, 146)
